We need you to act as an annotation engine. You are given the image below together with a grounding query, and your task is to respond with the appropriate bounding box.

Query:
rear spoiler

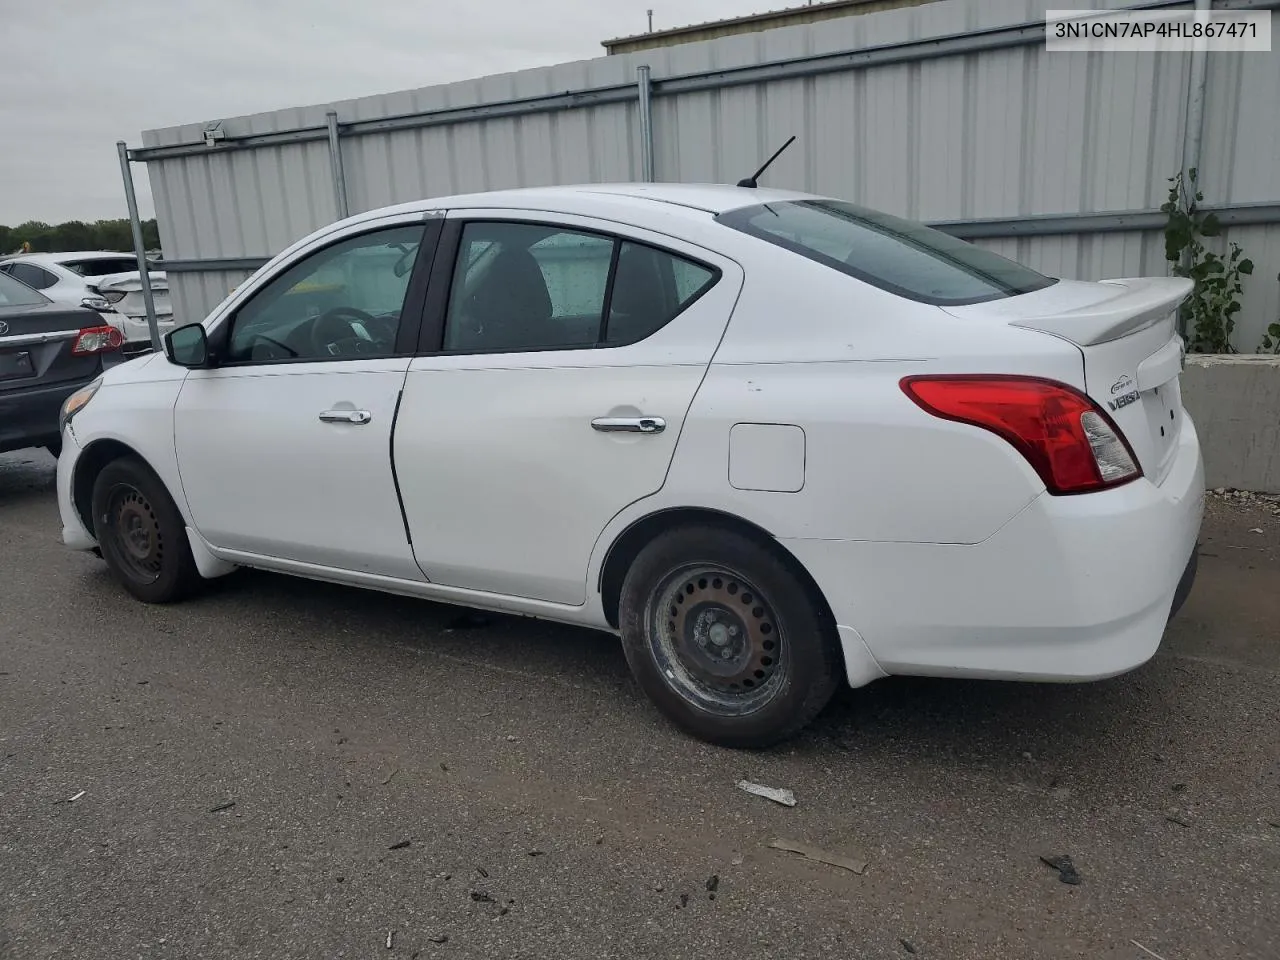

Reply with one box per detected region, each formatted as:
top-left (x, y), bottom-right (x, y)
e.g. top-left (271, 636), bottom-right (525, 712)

top-left (1010, 277), bottom-right (1193, 346)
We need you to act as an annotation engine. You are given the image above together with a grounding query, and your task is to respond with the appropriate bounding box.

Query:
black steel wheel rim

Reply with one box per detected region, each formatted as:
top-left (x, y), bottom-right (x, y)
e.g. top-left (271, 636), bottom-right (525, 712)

top-left (644, 563), bottom-right (788, 716)
top-left (103, 483), bottom-right (164, 585)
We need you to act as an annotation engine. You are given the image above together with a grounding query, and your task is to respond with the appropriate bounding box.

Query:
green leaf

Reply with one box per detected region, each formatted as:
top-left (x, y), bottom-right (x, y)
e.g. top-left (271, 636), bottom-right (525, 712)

top-left (1239, 258), bottom-right (1254, 275)
top-left (1200, 213), bottom-right (1222, 236)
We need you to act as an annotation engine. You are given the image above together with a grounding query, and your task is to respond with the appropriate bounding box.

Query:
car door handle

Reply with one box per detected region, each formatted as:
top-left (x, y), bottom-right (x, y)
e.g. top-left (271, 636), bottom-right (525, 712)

top-left (591, 416), bottom-right (666, 434)
top-left (319, 409), bottom-right (372, 425)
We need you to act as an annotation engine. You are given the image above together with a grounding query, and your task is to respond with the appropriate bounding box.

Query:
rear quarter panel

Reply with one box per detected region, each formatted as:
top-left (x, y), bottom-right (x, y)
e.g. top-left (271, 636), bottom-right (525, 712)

top-left (625, 250), bottom-right (1090, 546)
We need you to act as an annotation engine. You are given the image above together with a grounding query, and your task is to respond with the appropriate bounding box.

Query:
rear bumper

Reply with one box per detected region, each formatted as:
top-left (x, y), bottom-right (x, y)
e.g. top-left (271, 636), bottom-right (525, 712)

top-left (785, 416), bottom-right (1205, 685)
top-left (0, 377), bottom-right (92, 455)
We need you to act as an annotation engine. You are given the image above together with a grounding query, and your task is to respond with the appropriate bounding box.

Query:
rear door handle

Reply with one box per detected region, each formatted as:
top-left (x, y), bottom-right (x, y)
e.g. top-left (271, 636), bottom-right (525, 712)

top-left (319, 409), bottom-right (372, 425)
top-left (592, 416), bottom-right (666, 434)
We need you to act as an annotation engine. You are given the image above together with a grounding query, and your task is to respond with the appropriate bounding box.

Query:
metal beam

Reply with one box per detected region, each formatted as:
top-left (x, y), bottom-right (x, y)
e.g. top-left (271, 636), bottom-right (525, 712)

top-left (931, 202), bottom-right (1280, 240)
top-left (154, 203), bottom-right (1280, 276)
top-left (160, 257), bottom-right (270, 273)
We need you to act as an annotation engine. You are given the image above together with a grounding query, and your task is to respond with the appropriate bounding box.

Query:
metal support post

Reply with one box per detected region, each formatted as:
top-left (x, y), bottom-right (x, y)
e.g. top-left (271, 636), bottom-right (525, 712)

top-left (326, 111), bottom-right (350, 220)
top-left (116, 141), bottom-right (162, 351)
top-left (637, 66), bottom-right (655, 182)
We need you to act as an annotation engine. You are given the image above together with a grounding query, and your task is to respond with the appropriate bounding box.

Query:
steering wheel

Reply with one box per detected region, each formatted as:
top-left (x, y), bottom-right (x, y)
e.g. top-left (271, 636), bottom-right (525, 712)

top-left (309, 306), bottom-right (380, 358)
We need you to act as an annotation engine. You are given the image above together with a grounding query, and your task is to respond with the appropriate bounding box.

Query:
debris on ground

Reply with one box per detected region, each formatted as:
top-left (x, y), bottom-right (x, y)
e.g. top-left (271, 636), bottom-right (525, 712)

top-left (1250, 528), bottom-right (1265, 534)
top-left (768, 838), bottom-right (867, 875)
top-left (705, 874), bottom-right (719, 892)
top-left (1039, 854), bottom-right (1081, 885)
top-left (476, 866), bottom-right (489, 878)
top-left (209, 801), bottom-right (235, 813)
top-left (730, 852), bottom-right (744, 866)
top-left (470, 890), bottom-right (494, 903)
top-left (389, 840), bottom-right (412, 850)
top-left (386, 931), bottom-right (394, 949)
top-left (1166, 814), bottom-right (1192, 828)
top-left (65, 790), bottom-right (86, 803)
top-left (679, 893), bottom-right (689, 908)
top-left (527, 849), bottom-right (545, 857)
top-left (427, 934), bottom-right (449, 944)
top-left (1130, 939), bottom-right (1170, 960)
top-left (736, 780), bottom-right (796, 807)
top-left (899, 938), bottom-right (918, 955)
top-left (381, 768), bottom-right (399, 785)
top-left (439, 762), bottom-right (448, 772)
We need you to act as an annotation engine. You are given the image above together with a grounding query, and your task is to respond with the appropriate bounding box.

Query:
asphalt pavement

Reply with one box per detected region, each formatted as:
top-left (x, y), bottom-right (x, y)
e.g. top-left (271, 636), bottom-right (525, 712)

top-left (1, 450), bottom-right (1277, 959)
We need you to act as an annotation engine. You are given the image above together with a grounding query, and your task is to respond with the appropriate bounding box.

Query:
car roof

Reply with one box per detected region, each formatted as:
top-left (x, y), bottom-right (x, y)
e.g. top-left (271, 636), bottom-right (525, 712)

top-left (343, 182), bottom-right (822, 228)
top-left (5, 251), bottom-right (142, 264)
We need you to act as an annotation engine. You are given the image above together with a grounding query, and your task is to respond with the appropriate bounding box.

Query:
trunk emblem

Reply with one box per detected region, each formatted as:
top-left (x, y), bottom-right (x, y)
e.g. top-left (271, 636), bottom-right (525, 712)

top-left (0, 321), bottom-right (8, 335)
top-left (1110, 374), bottom-right (1136, 395)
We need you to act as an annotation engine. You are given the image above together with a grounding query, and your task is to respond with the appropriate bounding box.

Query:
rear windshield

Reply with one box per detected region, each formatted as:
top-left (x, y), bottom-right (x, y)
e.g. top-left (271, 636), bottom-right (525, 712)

top-left (0, 270), bottom-right (50, 308)
top-left (717, 199), bottom-right (1056, 305)
top-left (63, 258), bottom-right (156, 277)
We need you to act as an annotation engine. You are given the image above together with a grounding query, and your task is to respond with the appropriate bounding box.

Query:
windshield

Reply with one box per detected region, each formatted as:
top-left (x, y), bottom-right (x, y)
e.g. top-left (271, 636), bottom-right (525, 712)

top-left (0, 270), bottom-right (51, 308)
top-left (717, 199), bottom-right (1056, 305)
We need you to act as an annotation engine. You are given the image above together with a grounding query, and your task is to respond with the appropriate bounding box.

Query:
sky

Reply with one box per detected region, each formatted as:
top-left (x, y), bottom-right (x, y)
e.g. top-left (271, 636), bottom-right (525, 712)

top-left (3, 0), bottom-right (760, 225)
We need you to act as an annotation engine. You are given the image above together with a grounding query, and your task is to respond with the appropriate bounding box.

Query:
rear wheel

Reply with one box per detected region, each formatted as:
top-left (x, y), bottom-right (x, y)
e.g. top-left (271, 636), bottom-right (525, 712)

top-left (618, 526), bottom-right (841, 748)
top-left (91, 456), bottom-right (200, 603)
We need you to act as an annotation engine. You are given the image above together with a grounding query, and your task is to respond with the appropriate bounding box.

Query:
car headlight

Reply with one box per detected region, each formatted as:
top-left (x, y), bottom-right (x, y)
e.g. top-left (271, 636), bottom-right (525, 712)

top-left (59, 377), bottom-right (102, 434)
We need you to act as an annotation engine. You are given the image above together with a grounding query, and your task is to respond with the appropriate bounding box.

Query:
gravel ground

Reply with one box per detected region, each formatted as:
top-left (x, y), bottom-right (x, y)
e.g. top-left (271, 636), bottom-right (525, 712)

top-left (1, 451), bottom-right (1277, 959)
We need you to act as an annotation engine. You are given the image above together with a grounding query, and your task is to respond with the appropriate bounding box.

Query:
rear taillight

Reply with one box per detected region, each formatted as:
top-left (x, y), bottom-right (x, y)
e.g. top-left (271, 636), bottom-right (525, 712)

top-left (900, 375), bottom-right (1141, 495)
top-left (71, 325), bottom-right (124, 356)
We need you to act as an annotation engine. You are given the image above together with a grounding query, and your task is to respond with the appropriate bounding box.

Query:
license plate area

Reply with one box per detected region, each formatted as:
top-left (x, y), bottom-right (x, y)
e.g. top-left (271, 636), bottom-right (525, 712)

top-left (0, 350), bottom-right (34, 381)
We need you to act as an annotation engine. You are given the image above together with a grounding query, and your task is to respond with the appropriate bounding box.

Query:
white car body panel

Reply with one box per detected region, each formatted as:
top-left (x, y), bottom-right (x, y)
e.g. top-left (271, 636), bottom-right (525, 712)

top-left (173, 358), bottom-right (421, 579)
top-left (395, 208), bottom-right (744, 605)
top-left (54, 183), bottom-right (1204, 696)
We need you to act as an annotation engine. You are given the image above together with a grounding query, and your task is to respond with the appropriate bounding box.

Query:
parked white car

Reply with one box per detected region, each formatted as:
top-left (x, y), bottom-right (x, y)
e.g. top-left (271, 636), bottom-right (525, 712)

top-left (54, 184), bottom-right (1203, 747)
top-left (0, 251), bottom-right (172, 356)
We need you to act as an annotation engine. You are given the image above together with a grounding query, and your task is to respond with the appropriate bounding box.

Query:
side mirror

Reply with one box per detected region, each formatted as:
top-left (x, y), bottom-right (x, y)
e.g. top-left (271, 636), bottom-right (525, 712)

top-left (164, 323), bottom-right (210, 368)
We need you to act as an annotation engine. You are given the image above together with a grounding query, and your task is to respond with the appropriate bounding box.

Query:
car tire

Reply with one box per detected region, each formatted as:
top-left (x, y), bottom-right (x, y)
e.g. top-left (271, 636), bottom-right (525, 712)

top-left (618, 525), bottom-right (842, 748)
top-left (91, 456), bottom-right (201, 604)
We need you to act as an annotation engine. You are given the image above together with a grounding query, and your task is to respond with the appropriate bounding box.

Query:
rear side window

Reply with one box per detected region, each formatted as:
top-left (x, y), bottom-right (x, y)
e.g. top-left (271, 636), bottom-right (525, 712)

top-left (63, 258), bottom-right (155, 277)
top-left (442, 221), bottom-right (718, 354)
top-left (717, 200), bottom-right (1055, 305)
top-left (6, 262), bottom-right (57, 290)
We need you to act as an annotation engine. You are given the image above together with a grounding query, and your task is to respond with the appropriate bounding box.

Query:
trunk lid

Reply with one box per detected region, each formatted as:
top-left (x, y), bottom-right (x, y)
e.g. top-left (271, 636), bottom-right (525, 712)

top-left (88, 271), bottom-right (173, 321)
top-left (0, 302), bottom-right (105, 392)
top-left (943, 277), bottom-right (1194, 485)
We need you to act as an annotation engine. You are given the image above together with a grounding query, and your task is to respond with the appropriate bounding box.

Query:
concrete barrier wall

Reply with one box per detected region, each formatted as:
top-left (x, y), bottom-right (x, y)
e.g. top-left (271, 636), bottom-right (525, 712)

top-left (1182, 356), bottom-right (1280, 494)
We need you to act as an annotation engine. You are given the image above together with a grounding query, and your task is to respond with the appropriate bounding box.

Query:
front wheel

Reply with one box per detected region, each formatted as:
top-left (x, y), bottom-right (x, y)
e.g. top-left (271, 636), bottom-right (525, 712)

top-left (91, 456), bottom-right (200, 603)
top-left (618, 526), bottom-right (842, 748)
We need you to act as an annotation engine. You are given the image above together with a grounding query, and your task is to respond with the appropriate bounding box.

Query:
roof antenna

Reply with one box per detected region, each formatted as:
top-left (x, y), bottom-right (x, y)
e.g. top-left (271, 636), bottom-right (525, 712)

top-left (737, 135), bottom-right (796, 188)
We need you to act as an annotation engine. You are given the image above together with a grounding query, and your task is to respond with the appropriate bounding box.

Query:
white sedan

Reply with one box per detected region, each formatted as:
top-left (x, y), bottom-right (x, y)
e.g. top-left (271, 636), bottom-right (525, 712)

top-left (55, 184), bottom-right (1203, 747)
top-left (0, 251), bottom-right (173, 355)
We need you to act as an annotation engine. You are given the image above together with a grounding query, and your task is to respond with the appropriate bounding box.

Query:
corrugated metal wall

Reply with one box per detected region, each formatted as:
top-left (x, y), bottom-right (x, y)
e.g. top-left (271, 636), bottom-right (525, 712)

top-left (140, 0), bottom-right (1280, 348)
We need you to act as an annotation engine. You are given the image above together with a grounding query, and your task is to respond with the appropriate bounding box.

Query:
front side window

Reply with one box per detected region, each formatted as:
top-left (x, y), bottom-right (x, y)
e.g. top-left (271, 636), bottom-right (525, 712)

top-left (717, 200), bottom-right (1055, 305)
top-left (0, 271), bottom-right (51, 307)
top-left (443, 221), bottom-right (718, 353)
top-left (227, 225), bottom-right (423, 363)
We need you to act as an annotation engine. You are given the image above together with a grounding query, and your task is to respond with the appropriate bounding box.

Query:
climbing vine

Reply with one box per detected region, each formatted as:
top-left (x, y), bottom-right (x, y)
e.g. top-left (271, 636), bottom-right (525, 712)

top-left (1161, 168), bottom-right (1253, 353)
